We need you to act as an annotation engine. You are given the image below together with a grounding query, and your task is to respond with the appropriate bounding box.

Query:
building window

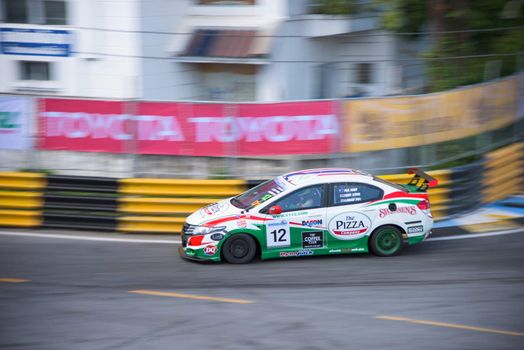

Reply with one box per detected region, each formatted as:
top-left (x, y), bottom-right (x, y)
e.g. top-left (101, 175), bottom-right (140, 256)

top-left (4, 0), bottom-right (28, 23)
top-left (19, 61), bottom-right (52, 81)
top-left (357, 63), bottom-right (372, 84)
top-left (198, 0), bottom-right (255, 5)
top-left (44, 1), bottom-right (67, 25)
top-left (198, 64), bottom-right (256, 101)
top-left (2, 0), bottom-right (67, 25)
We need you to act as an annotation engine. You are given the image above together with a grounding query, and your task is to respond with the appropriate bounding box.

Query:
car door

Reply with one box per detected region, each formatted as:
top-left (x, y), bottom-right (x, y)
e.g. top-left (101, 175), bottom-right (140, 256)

top-left (260, 184), bottom-right (327, 255)
top-left (326, 182), bottom-right (384, 252)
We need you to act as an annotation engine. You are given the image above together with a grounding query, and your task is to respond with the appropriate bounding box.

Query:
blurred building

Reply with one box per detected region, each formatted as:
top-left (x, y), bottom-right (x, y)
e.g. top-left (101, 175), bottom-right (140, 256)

top-left (0, 0), bottom-right (427, 101)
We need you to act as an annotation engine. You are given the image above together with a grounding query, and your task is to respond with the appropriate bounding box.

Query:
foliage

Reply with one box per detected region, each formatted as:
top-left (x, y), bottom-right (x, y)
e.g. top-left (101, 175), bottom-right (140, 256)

top-left (19, 168), bottom-right (54, 174)
top-left (377, 0), bottom-right (524, 91)
top-left (312, 0), bottom-right (359, 15)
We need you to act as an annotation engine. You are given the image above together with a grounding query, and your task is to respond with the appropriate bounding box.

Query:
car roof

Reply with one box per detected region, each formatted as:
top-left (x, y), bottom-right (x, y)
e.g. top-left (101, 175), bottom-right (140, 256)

top-left (280, 168), bottom-right (375, 187)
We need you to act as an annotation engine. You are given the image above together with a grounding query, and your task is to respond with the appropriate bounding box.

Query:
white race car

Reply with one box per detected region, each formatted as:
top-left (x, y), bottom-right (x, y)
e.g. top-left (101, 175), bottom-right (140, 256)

top-left (179, 168), bottom-right (437, 263)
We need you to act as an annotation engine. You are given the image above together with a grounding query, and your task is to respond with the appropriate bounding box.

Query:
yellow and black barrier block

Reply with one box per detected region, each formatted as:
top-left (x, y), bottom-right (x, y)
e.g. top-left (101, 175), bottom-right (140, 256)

top-left (448, 161), bottom-right (484, 215)
top-left (116, 178), bottom-right (248, 233)
top-left (118, 178), bottom-right (247, 197)
top-left (482, 143), bottom-right (523, 203)
top-left (0, 172), bottom-right (45, 227)
top-left (0, 172), bottom-right (46, 190)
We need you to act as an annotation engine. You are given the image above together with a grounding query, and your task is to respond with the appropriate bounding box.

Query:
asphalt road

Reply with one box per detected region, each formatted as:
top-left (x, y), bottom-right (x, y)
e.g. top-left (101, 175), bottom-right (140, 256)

top-left (1, 229), bottom-right (523, 350)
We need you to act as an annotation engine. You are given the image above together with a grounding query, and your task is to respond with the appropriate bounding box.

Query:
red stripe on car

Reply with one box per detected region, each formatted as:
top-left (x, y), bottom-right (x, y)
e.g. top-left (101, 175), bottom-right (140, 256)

top-left (204, 214), bottom-right (270, 227)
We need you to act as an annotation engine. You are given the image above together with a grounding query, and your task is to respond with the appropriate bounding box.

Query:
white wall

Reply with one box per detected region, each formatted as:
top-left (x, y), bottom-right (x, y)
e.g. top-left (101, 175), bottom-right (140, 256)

top-left (0, 0), bottom-right (143, 99)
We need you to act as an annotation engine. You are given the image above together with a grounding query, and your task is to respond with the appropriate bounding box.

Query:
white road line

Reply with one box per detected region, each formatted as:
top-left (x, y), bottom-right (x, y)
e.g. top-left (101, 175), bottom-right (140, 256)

top-left (0, 231), bottom-right (181, 244)
top-left (0, 227), bottom-right (522, 244)
top-left (428, 228), bottom-right (524, 241)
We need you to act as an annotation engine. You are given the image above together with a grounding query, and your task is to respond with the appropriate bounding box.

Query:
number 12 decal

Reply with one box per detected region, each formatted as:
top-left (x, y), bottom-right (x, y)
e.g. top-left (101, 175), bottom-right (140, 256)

top-left (266, 221), bottom-right (290, 248)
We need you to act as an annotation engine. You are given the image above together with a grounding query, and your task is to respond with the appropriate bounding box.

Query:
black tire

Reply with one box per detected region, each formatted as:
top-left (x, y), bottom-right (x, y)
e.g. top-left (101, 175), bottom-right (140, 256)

top-left (221, 233), bottom-right (257, 264)
top-left (369, 225), bottom-right (404, 257)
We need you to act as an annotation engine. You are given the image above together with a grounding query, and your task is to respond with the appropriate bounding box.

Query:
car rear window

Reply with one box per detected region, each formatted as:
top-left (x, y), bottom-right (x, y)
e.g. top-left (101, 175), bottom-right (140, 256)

top-left (372, 176), bottom-right (408, 192)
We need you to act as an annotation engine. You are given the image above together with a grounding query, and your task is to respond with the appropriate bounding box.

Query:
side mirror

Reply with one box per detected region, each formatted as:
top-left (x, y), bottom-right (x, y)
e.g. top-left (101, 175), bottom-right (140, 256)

top-left (268, 205), bottom-right (282, 215)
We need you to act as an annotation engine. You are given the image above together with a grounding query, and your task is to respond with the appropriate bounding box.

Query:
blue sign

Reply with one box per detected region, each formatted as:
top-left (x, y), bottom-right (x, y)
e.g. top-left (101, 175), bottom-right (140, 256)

top-left (0, 28), bottom-right (72, 57)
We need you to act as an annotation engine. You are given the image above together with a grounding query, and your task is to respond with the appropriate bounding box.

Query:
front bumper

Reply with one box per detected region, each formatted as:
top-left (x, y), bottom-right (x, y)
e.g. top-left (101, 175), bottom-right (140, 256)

top-left (178, 245), bottom-right (221, 262)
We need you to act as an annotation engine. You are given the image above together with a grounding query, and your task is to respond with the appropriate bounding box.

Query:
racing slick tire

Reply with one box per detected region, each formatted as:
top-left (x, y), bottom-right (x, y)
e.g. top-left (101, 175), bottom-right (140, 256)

top-left (222, 233), bottom-right (257, 264)
top-left (369, 225), bottom-right (404, 257)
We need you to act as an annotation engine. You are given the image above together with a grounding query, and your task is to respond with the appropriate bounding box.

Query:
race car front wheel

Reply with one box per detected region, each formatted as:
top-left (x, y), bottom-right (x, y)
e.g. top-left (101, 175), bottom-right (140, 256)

top-left (222, 233), bottom-right (257, 264)
top-left (369, 226), bottom-right (404, 257)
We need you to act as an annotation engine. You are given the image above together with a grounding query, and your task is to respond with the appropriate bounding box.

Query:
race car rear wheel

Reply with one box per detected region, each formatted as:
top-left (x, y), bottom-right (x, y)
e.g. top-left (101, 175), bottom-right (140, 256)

top-left (222, 233), bottom-right (257, 264)
top-left (369, 225), bottom-right (403, 257)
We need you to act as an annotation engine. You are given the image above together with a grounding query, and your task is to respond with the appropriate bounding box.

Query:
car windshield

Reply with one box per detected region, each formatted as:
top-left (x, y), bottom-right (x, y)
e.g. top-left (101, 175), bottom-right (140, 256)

top-left (231, 178), bottom-right (288, 209)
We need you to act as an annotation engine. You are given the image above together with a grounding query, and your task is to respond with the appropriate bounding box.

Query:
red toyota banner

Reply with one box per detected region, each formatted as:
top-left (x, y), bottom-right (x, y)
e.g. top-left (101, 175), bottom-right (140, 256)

top-left (38, 98), bottom-right (340, 156)
top-left (38, 98), bottom-right (129, 153)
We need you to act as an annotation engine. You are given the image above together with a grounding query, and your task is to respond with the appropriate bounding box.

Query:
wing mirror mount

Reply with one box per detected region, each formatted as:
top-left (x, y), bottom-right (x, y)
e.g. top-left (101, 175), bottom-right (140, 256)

top-left (268, 205), bottom-right (282, 215)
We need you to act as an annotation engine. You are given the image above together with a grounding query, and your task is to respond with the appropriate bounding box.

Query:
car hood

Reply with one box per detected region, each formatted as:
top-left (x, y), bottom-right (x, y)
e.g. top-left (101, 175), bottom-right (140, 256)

top-left (185, 198), bottom-right (244, 226)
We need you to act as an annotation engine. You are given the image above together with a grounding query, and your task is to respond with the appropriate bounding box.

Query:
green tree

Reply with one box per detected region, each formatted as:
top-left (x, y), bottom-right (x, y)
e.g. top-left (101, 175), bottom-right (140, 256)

top-left (378, 0), bottom-right (524, 91)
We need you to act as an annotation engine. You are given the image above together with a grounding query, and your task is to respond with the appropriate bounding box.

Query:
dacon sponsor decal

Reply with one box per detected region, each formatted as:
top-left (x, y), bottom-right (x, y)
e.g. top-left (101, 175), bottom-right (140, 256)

top-left (328, 212), bottom-right (371, 240)
top-left (301, 219), bottom-right (323, 227)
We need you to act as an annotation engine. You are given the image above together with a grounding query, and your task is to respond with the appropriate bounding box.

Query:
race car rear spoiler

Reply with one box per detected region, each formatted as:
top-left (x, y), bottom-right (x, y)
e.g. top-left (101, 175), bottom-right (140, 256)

top-left (407, 168), bottom-right (438, 192)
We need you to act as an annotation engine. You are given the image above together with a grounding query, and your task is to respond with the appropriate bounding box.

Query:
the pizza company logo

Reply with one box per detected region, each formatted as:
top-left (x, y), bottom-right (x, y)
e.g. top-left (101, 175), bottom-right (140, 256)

top-left (378, 206), bottom-right (417, 218)
top-left (329, 212), bottom-right (371, 240)
top-left (203, 245), bottom-right (217, 256)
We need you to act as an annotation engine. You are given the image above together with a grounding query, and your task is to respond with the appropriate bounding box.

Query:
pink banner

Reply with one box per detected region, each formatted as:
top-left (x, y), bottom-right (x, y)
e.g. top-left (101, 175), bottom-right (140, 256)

top-left (38, 98), bottom-right (129, 153)
top-left (38, 98), bottom-right (340, 156)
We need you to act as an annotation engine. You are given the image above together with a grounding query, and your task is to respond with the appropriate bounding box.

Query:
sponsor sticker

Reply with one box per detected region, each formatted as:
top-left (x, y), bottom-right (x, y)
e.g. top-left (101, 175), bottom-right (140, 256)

top-left (407, 225), bottom-right (424, 234)
top-left (203, 245), bottom-right (217, 256)
top-left (301, 218), bottom-right (323, 227)
top-left (272, 211), bottom-right (309, 219)
top-left (302, 231), bottom-right (324, 249)
top-left (200, 202), bottom-right (228, 216)
top-left (279, 250), bottom-right (314, 258)
top-left (328, 212), bottom-right (371, 240)
top-left (237, 218), bottom-right (247, 228)
top-left (266, 220), bottom-right (290, 248)
top-left (379, 206), bottom-right (417, 218)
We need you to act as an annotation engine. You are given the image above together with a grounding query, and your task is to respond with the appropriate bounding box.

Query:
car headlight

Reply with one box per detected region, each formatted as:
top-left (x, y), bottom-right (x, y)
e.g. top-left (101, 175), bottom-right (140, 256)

top-left (193, 225), bottom-right (226, 235)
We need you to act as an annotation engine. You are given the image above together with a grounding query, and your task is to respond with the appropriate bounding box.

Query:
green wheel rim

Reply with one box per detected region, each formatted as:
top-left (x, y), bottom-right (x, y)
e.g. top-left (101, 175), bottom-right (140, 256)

top-left (375, 228), bottom-right (401, 255)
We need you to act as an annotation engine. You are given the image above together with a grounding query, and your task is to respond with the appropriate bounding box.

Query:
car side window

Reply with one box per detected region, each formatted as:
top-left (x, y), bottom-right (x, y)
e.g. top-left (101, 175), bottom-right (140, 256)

top-left (330, 183), bottom-right (383, 206)
top-left (270, 184), bottom-right (325, 213)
